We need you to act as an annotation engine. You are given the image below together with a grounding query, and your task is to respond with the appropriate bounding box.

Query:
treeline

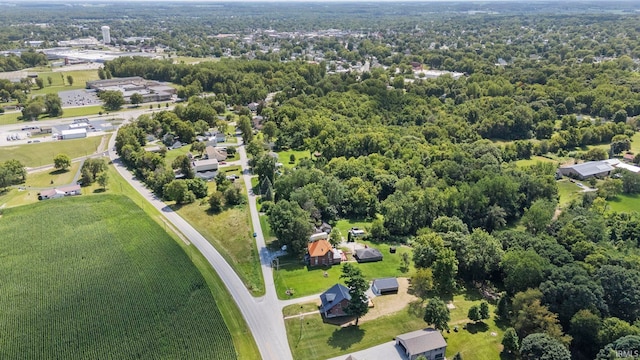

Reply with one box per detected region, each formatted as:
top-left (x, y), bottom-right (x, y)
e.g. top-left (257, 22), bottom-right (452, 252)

top-left (104, 57), bottom-right (325, 105)
top-left (0, 51), bottom-right (47, 72)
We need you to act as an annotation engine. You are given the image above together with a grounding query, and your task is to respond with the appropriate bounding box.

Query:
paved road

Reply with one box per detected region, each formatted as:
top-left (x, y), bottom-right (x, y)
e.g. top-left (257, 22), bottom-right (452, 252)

top-left (108, 128), bottom-right (293, 360)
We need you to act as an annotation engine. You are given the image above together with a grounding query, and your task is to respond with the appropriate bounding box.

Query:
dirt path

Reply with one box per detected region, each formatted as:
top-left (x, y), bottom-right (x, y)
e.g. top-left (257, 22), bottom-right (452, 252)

top-left (96, 135), bottom-right (109, 153)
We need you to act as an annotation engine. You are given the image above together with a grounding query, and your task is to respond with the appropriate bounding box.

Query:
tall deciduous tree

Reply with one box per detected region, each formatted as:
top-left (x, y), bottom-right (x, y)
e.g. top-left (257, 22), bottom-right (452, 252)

top-left (423, 297), bottom-right (450, 331)
top-left (340, 263), bottom-right (369, 326)
top-left (130, 92), bottom-right (143, 106)
top-left (53, 153), bottom-right (71, 171)
top-left (100, 90), bottom-right (125, 111)
top-left (267, 199), bottom-right (312, 256)
top-left (520, 333), bottom-right (571, 360)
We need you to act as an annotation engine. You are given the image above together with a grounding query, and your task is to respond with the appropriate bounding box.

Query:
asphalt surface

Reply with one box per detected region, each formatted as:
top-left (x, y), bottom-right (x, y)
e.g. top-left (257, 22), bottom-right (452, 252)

top-left (108, 129), bottom-right (294, 360)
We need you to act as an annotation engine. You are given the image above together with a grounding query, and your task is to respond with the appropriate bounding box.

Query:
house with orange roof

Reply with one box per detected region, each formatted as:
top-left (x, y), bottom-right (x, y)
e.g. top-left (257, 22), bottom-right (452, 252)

top-left (307, 235), bottom-right (345, 267)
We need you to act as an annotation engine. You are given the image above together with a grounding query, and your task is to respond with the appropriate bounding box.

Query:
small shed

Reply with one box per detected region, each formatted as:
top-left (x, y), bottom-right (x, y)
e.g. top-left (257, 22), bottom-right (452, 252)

top-left (354, 248), bottom-right (383, 263)
top-left (372, 278), bottom-right (399, 295)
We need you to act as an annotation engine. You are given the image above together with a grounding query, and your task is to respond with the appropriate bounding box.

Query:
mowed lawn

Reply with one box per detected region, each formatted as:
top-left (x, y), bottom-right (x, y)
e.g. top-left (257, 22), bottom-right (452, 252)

top-left (557, 179), bottom-right (583, 207)
top-left (0, 195), bottom-right (237, 360)
top-left (514, 155), bottom-right (559, 168)
top-left (284, 291), bottom-right (504, 360)
top-left (608, 193), bottom-right (640, 213)
top-left (274, 241), bottom-right (413, 300)
top-left (173, 184), bottom-right (265, 296)
top-left (0, 136), bottom-right (103, 167)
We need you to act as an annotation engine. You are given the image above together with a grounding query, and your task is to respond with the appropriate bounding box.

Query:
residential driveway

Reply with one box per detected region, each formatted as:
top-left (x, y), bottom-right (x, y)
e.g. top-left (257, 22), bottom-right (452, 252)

top-left (327, 341), bottom-right (408, 360)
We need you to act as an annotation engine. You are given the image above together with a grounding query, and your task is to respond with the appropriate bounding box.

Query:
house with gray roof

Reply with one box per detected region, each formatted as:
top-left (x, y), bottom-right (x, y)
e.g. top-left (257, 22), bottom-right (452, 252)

top-left (558, 161), bottom-right (614, 180)
top-left (395, 328), bottom-right (447, 360)
top-left (320, 284), bottom-right (351, 318)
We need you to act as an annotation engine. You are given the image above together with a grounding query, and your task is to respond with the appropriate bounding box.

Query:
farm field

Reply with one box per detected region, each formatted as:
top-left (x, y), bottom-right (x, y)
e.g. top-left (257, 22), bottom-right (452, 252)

top-left (0, 136), bottom-right (104, 167)
top-left (0, 195), bottom-right (237, 359)
top-left (284, 291), bottom-right (503, 360)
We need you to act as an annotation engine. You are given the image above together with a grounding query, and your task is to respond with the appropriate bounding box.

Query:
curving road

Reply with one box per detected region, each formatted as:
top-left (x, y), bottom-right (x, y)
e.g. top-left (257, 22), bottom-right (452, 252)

top-left (107, 129), bottom-right (293, 360)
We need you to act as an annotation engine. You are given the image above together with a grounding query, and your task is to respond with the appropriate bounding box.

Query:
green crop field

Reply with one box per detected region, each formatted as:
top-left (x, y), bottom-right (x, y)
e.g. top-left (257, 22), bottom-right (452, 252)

top-left (0, 195), bottom-right (237, 360)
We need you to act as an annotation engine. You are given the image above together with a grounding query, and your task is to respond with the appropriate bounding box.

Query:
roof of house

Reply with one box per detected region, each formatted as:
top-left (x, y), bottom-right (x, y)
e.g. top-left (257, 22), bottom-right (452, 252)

top-left (355, 247), bottom-right (383, 261)
top-left (396, 328), bottom-right (447, 355)
top-left (320, 283), bottom-right (351, 312)
top-left (373, 278), bottom-right (399, 292)
top-left (616, 162), bottom-right (640, 173)
top-left (561, 161), bottom-right (614, 177)
top-left (205, 146), bottom-right (227, 161)
top-left (58, 184), bottom-right (81, 193)
top-left (308, 239), bottom-right (333, 257)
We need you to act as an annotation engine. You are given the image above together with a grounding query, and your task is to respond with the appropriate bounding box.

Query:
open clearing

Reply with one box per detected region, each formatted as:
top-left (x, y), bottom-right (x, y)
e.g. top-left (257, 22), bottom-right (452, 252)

top-left (0, 195), bottom-right (237, 359)
top-left (0, 136), bottom-right (104, 167)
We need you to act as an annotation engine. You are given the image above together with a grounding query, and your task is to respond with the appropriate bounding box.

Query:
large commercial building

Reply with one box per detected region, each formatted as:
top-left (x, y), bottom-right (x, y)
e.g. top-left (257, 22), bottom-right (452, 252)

top-left (101, 26), bottom-right (111, 45)
top-left (86, 77), bottom-right (176, 103)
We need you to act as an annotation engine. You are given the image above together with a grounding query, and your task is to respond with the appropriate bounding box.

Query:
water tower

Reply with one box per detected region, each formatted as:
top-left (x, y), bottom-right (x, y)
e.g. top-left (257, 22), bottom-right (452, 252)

top-left (101, 26), bottom-right (111, 45)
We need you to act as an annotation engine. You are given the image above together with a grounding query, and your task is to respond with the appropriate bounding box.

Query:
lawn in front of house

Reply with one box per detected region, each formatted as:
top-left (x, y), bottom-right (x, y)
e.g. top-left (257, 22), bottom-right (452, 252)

top-left (274, 240), bottom-right (413, 300)
top-left (284, 290), bottom-right (504, 360)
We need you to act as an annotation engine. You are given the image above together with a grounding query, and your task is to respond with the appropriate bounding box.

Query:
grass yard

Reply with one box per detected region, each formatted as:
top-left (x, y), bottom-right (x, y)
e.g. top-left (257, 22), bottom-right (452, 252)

top-left (514, 155), bottom-right (559, 168)
top-left (333, 218), bottom-right (375, 241)
top-left (557, 179), bottom-right (583, 207)
top-left (277, 149), bottom-right (312, 169)
top-left (259, 214), bottom-right (277, 244)
top-left (0, 195), bottom-right (238, 359)
top-left (284, 290), bottom-right (504, 360)
top-left (173, 187), bottom-right (265, 296)
top-left (631, 132), bottom-right (640, 154)
top-left (274, 241), bottom-right (412, 300)
top-left (608, 193), bottom-right (640, 213)
top-left (164, 146), bottom-right (191, 168)
top-left (1, 104), bottom-right (107, 125)
top-left (25, 162), bottom-right (80, 188)
top-left (32, 69), bottom-right (100, 91)
top-left (0, 136), bottom-right (103, 167)
top-left (285, 305), bottom-right (426, 360)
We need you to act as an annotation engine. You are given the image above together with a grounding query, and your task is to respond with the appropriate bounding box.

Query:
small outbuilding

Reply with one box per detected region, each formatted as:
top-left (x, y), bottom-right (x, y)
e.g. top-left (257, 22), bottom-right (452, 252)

top-left (371, 278), bottom-right (399, 295)
top-left (354, 247), bottom-right (383, 263)
top-left (395, 328), bottom-right (447, 360)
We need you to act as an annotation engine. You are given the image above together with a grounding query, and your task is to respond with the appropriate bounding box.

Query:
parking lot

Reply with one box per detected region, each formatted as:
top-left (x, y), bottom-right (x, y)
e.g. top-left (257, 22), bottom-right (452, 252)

top-left (58, 89), bottom-right (101, 107)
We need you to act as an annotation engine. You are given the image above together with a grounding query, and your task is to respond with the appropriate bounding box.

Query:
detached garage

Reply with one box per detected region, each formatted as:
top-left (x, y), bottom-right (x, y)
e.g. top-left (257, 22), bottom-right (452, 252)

top-left (372, 278), bottom-right (399, 295)
top-left (396, 328), bottom-right (447, 360)
top-left (354, 248), bottom-right (383, 263)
